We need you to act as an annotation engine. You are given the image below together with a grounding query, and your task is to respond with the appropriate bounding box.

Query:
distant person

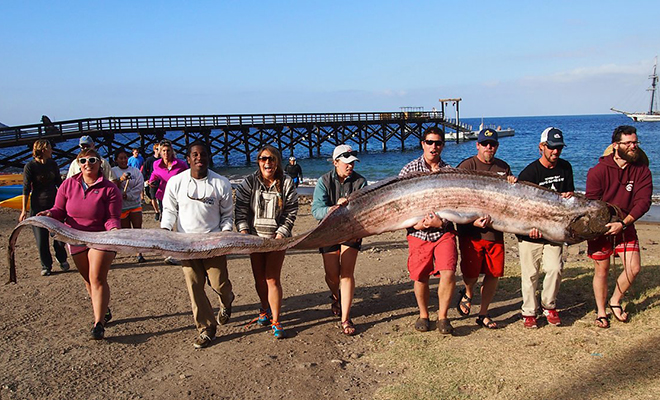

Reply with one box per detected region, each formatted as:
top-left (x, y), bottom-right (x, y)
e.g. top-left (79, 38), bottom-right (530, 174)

top-left (399, 127), bottom-right (457, 335)
top-left (111, 148), bottom-right (146, 263)
top-left (455, 129), bottom-right (516, 329)
top-left (586, 125), bottom-right (652, 328)
top-left (67, 136), bottom-right (117, 183)
top-left (149, 140), bottom-right (188, 264)
top-left (20, 139), bottom-right (69, 276)
top-left (143, 143), bottom-right (160, 218)
top-left (161, 141), bottom-right (235, 348)
top-left (235, 145), bottom-right (298, 339)
top-left (517, 127), bottom-right (574, 329)
top-left (37, 148), bottom-right (122, 340)
top-left (311, 144), bottom-right (367, 335)
top-left (284, 156), bottom-right (303, 188)
top-left (127, 148), bottom-right (144, 170)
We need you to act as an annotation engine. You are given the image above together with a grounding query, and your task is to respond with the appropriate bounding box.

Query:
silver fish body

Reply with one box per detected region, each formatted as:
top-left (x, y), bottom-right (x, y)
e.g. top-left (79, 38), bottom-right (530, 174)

top-left (7, 169), bottom-right (612, 283)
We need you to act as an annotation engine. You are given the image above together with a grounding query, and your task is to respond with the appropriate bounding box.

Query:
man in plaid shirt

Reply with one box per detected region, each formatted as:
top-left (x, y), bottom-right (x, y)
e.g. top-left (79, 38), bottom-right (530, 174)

top-left (399, 127), bottom-right (457, 334)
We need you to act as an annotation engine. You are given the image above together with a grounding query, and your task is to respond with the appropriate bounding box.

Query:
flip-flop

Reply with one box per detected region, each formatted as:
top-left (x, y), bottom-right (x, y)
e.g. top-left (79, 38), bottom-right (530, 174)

top-left (595, 316), bottom-right (610, 329)
top-left (456, 288), bottom-right (471, 317)
top-left (476, 314), bottom-right (498, 329)
top-left (609, 304), bottom-right (629, 323)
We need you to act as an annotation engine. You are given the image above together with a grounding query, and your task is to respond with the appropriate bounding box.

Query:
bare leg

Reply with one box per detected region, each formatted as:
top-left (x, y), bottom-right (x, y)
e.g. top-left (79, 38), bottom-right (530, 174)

top-left (437, 270), bottom-right (456, 320)
top-left (479, 275), bottom-right (499, 316)
top-left (249, 253), bottom-right (270, 311)
top-left (414, 278), bottom-right (430, 319)
top-left (338, 246), bottom-right (358, 323)
top-left (592, 258), bottom-right (610, 319)
top-left (264, 250), bottom-right (286, 323)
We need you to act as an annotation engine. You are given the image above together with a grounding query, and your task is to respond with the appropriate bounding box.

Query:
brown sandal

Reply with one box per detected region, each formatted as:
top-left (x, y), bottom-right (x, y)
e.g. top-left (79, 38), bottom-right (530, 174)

top-left (341, 320), bottom-right (356, 336)
top-left (330, 294), bottom-right (340, 317)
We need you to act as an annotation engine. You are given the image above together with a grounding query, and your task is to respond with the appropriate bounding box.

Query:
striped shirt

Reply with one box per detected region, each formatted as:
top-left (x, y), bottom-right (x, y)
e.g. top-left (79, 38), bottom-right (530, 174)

top-left (399, 155), bottom-right (452, 242)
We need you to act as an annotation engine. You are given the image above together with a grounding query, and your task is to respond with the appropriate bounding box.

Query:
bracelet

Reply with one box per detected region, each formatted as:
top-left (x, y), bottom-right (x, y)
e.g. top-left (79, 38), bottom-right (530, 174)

top-left (621, 221), bottom-right (628, 230)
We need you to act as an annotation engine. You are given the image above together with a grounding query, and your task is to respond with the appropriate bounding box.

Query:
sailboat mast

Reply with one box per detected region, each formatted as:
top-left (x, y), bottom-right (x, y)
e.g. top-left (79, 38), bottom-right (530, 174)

top-left (648, 57), bottom-right (658, 115)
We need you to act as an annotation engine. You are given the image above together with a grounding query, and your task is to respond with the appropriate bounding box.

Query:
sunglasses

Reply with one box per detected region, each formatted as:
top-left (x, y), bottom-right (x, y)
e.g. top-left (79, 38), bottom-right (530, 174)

top-left (258, 156), bottom-right (276, 162)
top-left (78, 157), bottom-right (99, 165)
top-left (545, 144), bottom-right (564, 151)
top-left (159, 140), bottom-right (172, 146)
top-left (336, 150), bottom-right (357, 159)
top-left (423, 140), bottom-right (444, 146)
top-left (479, 141), bottom-right (499, 148)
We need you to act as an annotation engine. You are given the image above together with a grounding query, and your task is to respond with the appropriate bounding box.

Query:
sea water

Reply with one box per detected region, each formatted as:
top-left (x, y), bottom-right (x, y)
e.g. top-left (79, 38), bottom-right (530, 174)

top-left (215, 114), bottom-right (659, 196)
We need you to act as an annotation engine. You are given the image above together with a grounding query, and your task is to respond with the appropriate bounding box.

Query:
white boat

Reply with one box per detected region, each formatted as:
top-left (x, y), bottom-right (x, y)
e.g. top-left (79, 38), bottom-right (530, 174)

top-left (445, 121), bottom-right (515, 142)
top-left (611, 57), bottom-right (660, 122)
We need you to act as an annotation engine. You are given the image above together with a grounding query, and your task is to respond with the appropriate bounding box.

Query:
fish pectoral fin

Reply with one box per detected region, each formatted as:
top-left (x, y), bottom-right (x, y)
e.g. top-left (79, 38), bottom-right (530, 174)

top-left (434, 211), bottom-right (481, 225)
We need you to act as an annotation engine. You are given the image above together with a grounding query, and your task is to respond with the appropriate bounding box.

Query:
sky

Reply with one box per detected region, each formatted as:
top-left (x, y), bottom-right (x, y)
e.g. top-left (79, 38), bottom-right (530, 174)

top-left (1, 1), bottom-right (659, 126)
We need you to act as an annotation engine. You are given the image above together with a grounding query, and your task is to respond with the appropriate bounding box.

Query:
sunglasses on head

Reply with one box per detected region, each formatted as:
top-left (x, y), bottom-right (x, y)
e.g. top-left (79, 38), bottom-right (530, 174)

top-left (336, 150), bottom-right (357, 159)
top-left (258, 156), bottom-right (276, 162)
top-left (78, 157), bottom-right (99, 165)
top-left (423, 139), bottom-right (444, 146)
top-left (159, 140), bottom-right (172, 146)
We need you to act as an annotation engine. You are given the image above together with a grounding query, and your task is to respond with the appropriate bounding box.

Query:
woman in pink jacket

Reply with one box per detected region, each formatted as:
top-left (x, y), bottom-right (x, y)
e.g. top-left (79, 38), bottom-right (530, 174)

top-left (38, 148), bottom-right (122, 340)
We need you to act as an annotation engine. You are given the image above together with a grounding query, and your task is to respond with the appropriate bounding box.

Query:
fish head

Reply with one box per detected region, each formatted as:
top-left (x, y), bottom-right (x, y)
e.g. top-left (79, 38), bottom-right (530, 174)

top-left (565, 200), bottom-right (615, 244)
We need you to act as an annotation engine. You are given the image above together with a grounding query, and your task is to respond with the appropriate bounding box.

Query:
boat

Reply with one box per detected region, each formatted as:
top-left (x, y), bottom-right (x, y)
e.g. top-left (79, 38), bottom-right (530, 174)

top-left (0, 194), bottom-right (25, 210)
top-left (611, 57), bottom-right (660, 122)
top-left (445, 120), bottom-right (515, 142)
top-left (0, 185), bottom-right (23, 202)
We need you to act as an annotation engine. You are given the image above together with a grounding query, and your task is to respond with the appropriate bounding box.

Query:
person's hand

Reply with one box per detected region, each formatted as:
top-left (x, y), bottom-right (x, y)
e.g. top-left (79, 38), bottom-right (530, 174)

top-left (414, 212), bottom-right (444, 230)
top-left (529, 228), bottom-right (542, 239)
top-left (560, 191), bottom-right (574, 199)
top-left (336, 198), bottom-right (348, 207)
top-left (19, 210), bottom-right (27, 222)
top-left (605, 221), bottom-right (625, 236)
top-left (473, 215), bottom-right (492, 229)
top-left (275, 233), bottom-right (284, 240)
top-left (149, 180), bottom-right (159, 188)
top-left (36, 210), bottom-right (52, 218)
top-left (507, 175), bottom-right (518, 184)
top-left (240, 230), bottom-right (249, 235)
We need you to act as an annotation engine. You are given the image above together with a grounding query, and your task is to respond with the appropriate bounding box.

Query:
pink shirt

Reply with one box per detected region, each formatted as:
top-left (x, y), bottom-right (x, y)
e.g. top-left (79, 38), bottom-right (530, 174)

top-left (49, 174), bottom-right (122, 232)
top-left (149, 158), bottom-right (188, 201)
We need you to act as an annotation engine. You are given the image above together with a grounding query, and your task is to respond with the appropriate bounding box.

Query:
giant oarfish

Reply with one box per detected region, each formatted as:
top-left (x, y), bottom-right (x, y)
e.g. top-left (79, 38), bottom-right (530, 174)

top-left (7, 168), bottom-right (613, 283)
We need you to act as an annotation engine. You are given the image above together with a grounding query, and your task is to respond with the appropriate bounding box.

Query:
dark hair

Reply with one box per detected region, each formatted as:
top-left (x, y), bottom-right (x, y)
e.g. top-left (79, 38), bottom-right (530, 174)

top-left (114, 148), bottom-right (129, 159)
top-left (186, 140), bottom-right (210, 157)
top-left (612, 125), bottom-right (636, 143)
top-left (32, 139), bottom-right (52, 160)
top-left (422, 126), bottom-right (445, 142)
top-left (256, 145), bottom-right (284, 206)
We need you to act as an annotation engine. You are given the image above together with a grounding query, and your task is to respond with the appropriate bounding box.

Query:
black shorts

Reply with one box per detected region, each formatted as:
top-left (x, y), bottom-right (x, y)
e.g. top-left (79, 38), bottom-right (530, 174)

top-left (319, 239), bottom-right (362, 254)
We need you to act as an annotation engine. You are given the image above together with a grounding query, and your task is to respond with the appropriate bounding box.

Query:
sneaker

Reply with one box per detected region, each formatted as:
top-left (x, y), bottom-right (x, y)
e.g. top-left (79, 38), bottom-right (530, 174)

top-left (164, 256), bottom-right (180, 265)
top-left (154, 212), bottom-right (160, 221)
top-left (193, 330), bottom-right (215, 349)
top-left (41, 268), bottom-right (51, 276)
top-left (523, 315), bottom-right (538, 329)
top-left (136, 255), bottom-right (146, 263)
top-left (543, 308), bottom-right (561, 326)
top-left (271, 322), bottom-right (286, 339)
top-left (104, 308), bottom-right (112, 324)
top-left (257, 308), bottom-right (271, 326)
top-left (217, 293), bottom-right (235, 325)
top-left (59, 261), bottom-right (70, 272)
top-left (90, 322), bottom-right (105, 340)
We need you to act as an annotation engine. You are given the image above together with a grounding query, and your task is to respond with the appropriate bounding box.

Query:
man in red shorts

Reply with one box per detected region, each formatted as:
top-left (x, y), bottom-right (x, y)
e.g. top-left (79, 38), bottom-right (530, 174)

top-left (455, 128), bottom-right (516, 329)
top-left (586, 125), bottom-right (652, 328)
top-left (399, 127), bottom-right (457, 335)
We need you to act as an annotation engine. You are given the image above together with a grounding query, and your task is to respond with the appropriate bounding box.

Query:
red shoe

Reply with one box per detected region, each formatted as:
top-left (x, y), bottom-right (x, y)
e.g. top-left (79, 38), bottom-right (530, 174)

top-left (523, 315), bottom-right (538, 329)
top-left (543, 308), bottom-right (561, 326)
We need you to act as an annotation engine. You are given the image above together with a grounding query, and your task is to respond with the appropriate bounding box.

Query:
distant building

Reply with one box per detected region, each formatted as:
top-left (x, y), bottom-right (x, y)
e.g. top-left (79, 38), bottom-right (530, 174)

top-left (0, 122), bottom-right (7, 128)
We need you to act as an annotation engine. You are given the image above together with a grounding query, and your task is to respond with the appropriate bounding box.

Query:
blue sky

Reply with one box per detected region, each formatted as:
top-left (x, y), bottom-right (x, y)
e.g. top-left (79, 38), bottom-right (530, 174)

top-left (1, 1), bottom-right (659, 125)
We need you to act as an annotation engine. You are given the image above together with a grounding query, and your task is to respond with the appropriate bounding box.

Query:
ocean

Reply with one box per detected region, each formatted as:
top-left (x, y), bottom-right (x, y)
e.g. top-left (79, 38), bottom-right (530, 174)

top-left (214, 114), bottom-right (659, 196)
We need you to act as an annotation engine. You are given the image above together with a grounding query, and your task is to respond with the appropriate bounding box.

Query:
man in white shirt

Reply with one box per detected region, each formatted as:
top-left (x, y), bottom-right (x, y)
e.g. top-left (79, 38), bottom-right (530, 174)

top-left (161, 141), bottom-right (235, 349)
top-left (67, 136), bottom-right (118, 183)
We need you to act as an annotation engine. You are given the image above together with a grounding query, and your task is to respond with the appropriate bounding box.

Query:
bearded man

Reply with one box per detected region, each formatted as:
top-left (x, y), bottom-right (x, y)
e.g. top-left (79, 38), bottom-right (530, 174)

top-left (586, 125), bottom-right (653, 328)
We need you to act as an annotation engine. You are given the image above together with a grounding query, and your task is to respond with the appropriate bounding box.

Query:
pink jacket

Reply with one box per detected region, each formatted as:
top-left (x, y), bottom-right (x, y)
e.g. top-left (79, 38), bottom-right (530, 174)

top-left (149, 158), bottom-right (188, 201)
top-left (49, 174), bottom-right (122, 232)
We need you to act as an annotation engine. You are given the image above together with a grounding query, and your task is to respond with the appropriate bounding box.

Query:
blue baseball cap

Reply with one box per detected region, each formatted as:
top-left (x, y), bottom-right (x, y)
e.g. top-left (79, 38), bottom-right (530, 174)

top-left (477, 128), bottom-right (498, 144)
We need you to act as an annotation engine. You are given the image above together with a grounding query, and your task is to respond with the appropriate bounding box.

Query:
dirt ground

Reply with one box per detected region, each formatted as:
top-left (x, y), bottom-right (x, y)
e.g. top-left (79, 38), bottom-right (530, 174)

top-left (1, 200), bottom-right (659, 399)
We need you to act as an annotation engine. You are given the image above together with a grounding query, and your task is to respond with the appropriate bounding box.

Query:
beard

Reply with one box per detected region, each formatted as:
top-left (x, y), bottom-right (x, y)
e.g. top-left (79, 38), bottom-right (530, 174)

top-left (615, 146), bottom-right (639, 163)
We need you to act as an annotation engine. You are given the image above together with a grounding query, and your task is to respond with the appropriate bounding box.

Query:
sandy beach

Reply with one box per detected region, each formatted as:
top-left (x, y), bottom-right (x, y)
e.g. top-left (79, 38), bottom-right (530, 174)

top-left (1, 200), bottom-right (659, 399)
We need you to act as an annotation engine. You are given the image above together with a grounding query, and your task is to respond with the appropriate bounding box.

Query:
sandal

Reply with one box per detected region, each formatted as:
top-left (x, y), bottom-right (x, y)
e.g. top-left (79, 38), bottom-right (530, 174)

top-left (595, 316), bottom-right (610, 329)
top-left (437, 318), bottom-right (454, 335)
top-left (414, 317), bottom-right (430, 332)
top-left (330, 293), bottom-right (341, 317)
top-left (341, 320), bottom-right (356, 336)
top-left (476, 314), bottom-right (498, 329)
top-left (609, 304), bottom-right (629, 323)
top-left (456, 288), bottom-right (471, 317)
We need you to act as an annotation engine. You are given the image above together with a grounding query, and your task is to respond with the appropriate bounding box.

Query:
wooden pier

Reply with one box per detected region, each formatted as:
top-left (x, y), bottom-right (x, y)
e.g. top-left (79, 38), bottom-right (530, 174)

top-left (0, 111), bottom-right (471, 171)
